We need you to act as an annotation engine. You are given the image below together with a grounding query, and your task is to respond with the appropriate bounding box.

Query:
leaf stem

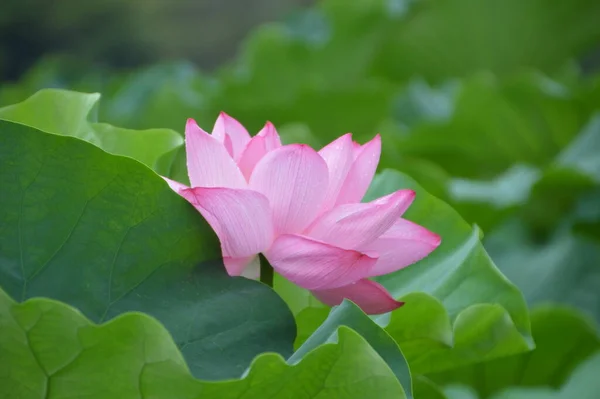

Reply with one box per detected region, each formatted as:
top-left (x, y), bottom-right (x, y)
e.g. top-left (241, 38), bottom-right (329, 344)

top-left (259, 253), bottom-right (274, 287)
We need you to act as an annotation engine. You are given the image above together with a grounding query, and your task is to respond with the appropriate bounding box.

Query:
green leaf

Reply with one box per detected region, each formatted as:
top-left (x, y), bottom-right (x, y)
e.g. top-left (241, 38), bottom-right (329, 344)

top-left (443, 112), bottom-right (600, 233)
top-left (0, 88), bottom-right (183, 169)
top-left (447, 164), bottom-right (541, 231)
top-left (414, 375), bottom-right (449, 399)
top-left (0, 288), bottom-right (406, 399)
top-left (291, 300), bottom-right (412, 399)
top-left (522, 113), bottom-right (600, 232)
top-left (396, 73), bottom-right (588, 179)
top-left (486, 222), bottom-right (600, 324)
top-left (366, 170), bottom-right (533, 374)
top-left (429, 306), bottom-right (600, 398)
top-left (274, 274), bottom-right (330, 348)
top-left (490, 352), bottom-right (600, 399)
top-left (154, 144), bottom-right (190, 185)
top-left (0, 120), bottom-right (296, 379)
top-left (377, 0), bottom-right (600, 81)
top-left (98, 62), bottom-right (218, 132)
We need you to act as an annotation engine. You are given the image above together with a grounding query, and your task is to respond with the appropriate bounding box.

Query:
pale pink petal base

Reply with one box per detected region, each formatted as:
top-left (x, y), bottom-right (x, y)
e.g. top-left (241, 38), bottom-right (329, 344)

top-left (361, 218), bottom-right (441, 276)
top-left (266, 234), bottom-right (377, 290)
top-left (224, 256), bottom-right (255, 277)
top-left (162, 177), bottom-right (189, 193)
top-left (312, 279), bottom-right (404, 315)
top-left (239, 256), bottom-right (261, 280)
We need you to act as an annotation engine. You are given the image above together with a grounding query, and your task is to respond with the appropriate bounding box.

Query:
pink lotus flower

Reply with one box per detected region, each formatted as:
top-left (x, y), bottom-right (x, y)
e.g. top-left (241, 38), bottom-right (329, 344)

top-left (164, 113), bottom-right (441, 314)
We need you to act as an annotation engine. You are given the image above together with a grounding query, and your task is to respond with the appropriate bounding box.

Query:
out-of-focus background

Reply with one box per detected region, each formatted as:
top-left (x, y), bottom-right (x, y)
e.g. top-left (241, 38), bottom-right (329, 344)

top-left (2, 0), bottom-right (600, 397)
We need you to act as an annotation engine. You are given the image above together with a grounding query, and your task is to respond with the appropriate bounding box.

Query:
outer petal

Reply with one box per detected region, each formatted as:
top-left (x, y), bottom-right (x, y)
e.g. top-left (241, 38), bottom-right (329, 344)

top-left (361, 218), bottom-right (441, 277)
top-left (237, 122), bottom-right (282, 180)
top-left (265, 234), bottom-right (377, 290)
top-left (312, 279), bottom-right (404, 315)
top-left (185, 119), bottom-right (246, 189)
top-left (212, 112), bottom-right (251, 159)
top-left (336, 134), bottom-right (382, 205)
top-left (250, 144), bottom-right (329, 235)
top-left (179, 187), bottom-right (274, 275)
top-left (306, 189), bottom-right (415, 250)
top-left (318, 133), bottom-right (355, 212)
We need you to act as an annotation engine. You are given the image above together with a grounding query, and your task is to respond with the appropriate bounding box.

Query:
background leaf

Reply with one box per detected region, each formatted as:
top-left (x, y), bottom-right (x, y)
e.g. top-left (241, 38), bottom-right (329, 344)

top-left (366, 170), bottom-right (533, 374)
top-left (490, 352), bottom-right (600, 399)
top-left (376, 0), bottom-right (600, 82)
top-left (429, 305), bottom-right (600, 398)
top-left (0, 120), bottom-right (296, 379)
top-left (0, 88), bottom-right (183, 169)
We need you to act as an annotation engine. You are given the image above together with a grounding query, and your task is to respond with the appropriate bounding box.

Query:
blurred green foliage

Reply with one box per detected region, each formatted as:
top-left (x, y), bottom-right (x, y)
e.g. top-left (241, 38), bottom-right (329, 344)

top-left (2, 0), bottom-right (600, 397)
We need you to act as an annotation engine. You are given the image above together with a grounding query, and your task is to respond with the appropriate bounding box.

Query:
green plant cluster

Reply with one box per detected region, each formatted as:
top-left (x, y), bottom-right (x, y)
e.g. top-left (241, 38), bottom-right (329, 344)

top-left (1, 0), bottom-right (600, 397)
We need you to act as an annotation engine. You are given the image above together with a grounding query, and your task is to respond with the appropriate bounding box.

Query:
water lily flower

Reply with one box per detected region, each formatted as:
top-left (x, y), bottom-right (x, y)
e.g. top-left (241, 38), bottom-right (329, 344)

top-left (164, 113), bottom-right (441, 314)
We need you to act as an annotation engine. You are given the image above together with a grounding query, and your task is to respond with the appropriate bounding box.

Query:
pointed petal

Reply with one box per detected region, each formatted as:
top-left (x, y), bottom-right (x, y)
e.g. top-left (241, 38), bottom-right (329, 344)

top-left (212, 112), bottom-right (251, 159)
top-left (162, 177), bottom-right (189, 193)
top-left (307, 189), bottom-right (416, 250)
top-left (361, 218), bottom-right (441, 276)
top-left (318, 133), bottom-right (355, 212)
top-left (237, 122), bottom-right (282, 180)
top-left (351, 140), bottom-right (362, 157)
top-left (312, 279), bottom-right (404, 315)
top-left (266, 234), bottom-right (377, 290)
top-left (336, 134), bottom-right (381, 205)
top-left (185, 119), bottom-right (246, 189)
top-left (258, 121), bottom-right (282, 150)
top-left (250, 144), bottom-right (328, 235)
top-left (179, 187), bottom-right (273, 269)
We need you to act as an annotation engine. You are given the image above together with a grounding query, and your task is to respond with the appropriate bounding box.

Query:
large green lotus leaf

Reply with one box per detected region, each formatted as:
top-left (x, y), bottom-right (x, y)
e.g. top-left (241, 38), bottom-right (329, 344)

top-left (0, 88), bottom-right (182, 169)
top-left (291, 300), bottom-right (412, 398)
top-left (489, 352), bottom-right (600, 399)
top-left (375, 0), bottom-right (600, 82)
top-left (366, 170), bottom-right (533, 374)
top-left (429, 306), bottom-right (600, 398)
top-left (0, 289), bottom-right (405, 399)
top-left (274, 274), bottom-right (330, 348)
top-left (154, 144), bottom-right (190, 185)
top-left (0, 120), bottom-right (296, 379)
